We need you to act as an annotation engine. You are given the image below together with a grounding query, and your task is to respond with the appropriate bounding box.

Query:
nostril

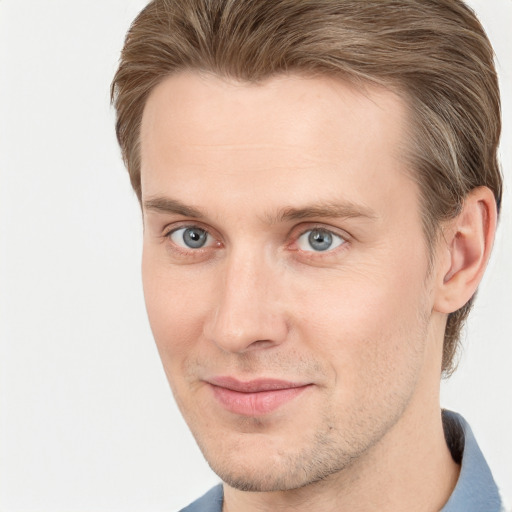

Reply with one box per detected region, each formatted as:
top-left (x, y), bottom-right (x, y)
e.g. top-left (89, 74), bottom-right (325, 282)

top-left (245, 339), bottom-right (275, 351)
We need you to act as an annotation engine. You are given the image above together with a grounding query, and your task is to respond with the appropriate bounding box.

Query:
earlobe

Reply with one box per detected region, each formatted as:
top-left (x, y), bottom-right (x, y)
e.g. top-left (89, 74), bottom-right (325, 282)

top-left (434, 187), bottom-right (497, 314)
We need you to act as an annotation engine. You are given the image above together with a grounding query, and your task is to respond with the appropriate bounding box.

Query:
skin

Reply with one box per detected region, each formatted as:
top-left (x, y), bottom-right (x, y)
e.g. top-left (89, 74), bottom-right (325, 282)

top-left (139, 72), bottom-right (495, 511)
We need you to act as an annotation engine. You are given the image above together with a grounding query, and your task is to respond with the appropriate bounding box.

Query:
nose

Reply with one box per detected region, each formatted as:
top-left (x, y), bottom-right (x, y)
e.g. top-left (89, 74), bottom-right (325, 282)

top-left (203, 250), bottom-right (289, 354)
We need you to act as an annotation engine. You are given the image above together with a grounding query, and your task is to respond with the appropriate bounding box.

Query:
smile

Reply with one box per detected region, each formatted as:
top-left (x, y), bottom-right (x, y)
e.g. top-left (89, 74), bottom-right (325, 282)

top-left (206, 377), bottom-right (312, 416)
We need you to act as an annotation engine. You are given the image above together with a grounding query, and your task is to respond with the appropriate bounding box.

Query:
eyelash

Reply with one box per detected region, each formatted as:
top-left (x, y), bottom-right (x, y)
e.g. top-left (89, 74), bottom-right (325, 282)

top-left (162, 223), bottom-right (350, 259)
top-left (162, 223), bottom-right (222, 258)
top-left (294, 226), bottom-right (347, 253)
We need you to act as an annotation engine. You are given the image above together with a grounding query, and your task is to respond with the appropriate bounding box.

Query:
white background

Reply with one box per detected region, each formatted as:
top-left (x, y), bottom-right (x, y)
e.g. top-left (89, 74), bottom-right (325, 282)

top-left (0, 1), bottom-right (510, 510)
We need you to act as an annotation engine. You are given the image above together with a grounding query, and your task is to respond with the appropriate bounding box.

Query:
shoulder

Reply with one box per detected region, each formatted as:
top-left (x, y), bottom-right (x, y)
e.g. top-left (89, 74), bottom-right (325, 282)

top-left (441, 410), bottom-right (504, 512)
top-left (179, 484), bottom-right (224, 512)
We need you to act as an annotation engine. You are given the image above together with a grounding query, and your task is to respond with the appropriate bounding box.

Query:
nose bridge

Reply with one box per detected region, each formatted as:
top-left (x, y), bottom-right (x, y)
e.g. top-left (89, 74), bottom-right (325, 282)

top-left (204, 244), bottom-right (287, 353)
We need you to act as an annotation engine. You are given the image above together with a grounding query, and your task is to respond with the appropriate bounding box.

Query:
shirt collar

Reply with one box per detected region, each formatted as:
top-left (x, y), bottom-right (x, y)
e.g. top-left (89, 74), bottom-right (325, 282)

top-left (441, 410), bottom-right (503, 512)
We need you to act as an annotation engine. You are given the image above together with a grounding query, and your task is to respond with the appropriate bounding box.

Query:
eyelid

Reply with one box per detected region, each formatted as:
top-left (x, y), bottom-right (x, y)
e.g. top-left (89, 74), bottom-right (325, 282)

top-left (293, 222), bottom-right (351, 240)
top-left (160, 221), bottom-right (349, 255)
top-left (163, 222), bottom-right (223, 250)
top-left (297, 230), bottom-right (345, 252)
top-left (169, 227), bottom-right (212, 249)
top-left (163, 220), bottom-right (217, 238)
top-left (289, 223), bottom-right (351, 254)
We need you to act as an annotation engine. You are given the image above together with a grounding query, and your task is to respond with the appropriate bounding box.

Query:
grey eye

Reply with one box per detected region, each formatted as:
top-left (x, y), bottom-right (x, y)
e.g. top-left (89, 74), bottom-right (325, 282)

top-left (297, 228), bottom-right (345, 252)
top-left (170, 227), bottom-right (210, 249)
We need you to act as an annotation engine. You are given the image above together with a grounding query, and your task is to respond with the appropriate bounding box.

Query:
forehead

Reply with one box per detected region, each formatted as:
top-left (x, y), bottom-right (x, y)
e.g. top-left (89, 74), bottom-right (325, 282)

top-left (139, 71), bottom-right (417, 223)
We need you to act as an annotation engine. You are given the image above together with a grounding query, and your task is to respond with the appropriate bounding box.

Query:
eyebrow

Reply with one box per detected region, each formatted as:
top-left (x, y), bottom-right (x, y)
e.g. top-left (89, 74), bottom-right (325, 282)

top-left (269, 202), bottom-right (378, 224)
top-left (143, 197), bottom-right (203, 218)
top-left (143, 196), bottom-right (378, 223)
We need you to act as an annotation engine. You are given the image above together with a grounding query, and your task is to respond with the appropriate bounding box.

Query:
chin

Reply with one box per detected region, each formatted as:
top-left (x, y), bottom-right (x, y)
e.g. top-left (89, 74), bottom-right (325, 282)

top-left (208, 450), bottom-right (351, 493)
top-left (195, 426), bottom-right (356, 493)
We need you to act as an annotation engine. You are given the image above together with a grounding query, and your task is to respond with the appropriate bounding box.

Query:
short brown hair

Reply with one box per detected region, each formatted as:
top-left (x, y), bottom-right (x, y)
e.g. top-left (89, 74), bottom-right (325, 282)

top-left (111, 0), bottom-right (502, 375)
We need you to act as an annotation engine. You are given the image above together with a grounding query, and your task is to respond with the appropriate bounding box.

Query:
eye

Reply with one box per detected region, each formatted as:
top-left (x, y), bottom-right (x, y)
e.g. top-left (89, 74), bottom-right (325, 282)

top-left (169, 226), bottom-right (213, 249)
top-left (297, 228), bottom-right (345, 252)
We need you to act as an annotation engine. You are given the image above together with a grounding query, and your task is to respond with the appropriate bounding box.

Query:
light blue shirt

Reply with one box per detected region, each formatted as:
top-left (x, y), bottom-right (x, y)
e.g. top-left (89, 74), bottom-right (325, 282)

top-left (441, 411), bottom-right (502, 511)
top-left (180, 411), bottom-right (503, 512)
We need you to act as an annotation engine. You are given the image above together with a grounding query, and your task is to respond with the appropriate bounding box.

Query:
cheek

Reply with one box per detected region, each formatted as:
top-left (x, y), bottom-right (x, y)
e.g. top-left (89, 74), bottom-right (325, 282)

top-left (142, 250), bottom-right (209, 365)
top-left (289, 258), bottom-right (430, 387)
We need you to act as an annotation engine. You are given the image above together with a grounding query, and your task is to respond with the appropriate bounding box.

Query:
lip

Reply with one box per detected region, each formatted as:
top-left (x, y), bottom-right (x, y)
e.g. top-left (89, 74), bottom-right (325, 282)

top-left (206, 377), bottom-right (311, 416)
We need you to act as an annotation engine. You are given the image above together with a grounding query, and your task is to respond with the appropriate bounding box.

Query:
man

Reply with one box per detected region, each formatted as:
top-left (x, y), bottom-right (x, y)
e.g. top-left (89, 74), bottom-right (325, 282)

top-left (111, 0), bottom-right (504, 510)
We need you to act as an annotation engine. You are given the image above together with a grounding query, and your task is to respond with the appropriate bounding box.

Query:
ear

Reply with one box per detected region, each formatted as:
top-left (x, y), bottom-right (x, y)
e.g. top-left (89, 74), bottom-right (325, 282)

top-left (434, 187), bottom-right (497, 314)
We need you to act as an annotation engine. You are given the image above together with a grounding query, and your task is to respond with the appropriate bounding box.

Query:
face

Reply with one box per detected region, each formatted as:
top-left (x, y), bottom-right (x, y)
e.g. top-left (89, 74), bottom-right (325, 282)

top-left (140, 72), bottom-right (442, 492)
